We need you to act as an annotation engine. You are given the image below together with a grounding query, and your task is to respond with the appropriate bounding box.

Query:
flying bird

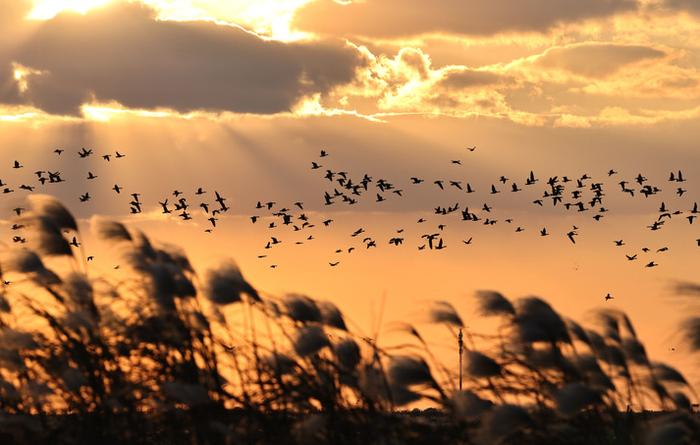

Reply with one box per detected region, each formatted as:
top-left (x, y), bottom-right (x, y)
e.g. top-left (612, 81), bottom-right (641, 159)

top-left (78, 148), bottom-right (93, 158)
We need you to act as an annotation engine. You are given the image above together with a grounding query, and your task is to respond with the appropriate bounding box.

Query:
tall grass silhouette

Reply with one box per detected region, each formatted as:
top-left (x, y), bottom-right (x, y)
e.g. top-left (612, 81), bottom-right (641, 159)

top-left (0, 195), bottom-right (697, 444)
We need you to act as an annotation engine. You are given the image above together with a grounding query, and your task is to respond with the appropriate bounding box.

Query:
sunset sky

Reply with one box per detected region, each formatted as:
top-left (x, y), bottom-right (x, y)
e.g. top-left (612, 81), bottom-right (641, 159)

top-left (1, 0), bottom-right (699, 382)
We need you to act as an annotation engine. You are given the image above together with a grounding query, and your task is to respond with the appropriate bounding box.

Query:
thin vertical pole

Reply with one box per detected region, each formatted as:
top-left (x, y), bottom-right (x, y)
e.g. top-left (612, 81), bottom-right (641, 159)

top-left (458, 328), bottom-right (463, 391)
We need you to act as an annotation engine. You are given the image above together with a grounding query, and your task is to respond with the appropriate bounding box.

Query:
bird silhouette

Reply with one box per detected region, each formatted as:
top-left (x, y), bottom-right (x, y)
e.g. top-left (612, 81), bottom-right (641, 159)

top-left (351, 228), bottom-right (365, 237)
top-left (215, 191), bottom-right (229, 211)
top-left (78, 148), bottom-right (93, 158)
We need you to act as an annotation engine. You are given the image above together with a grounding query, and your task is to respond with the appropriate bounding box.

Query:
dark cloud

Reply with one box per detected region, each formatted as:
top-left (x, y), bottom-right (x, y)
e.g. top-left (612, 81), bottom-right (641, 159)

top-left (665, 0), bottom-right (700, 14)
top-left (437, 69), bottom-right (511, 90)
top-left (293, 0), bottom-right (638, 38)
top-left (1, 3), bottom-right (365, 115)
top-left (534, 43), bottom-right (665, 77)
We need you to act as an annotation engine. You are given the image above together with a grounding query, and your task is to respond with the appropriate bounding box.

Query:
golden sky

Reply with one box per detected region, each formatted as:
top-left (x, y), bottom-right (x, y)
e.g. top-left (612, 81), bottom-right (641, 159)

top-left (1, 0), bottom-right (699, 383)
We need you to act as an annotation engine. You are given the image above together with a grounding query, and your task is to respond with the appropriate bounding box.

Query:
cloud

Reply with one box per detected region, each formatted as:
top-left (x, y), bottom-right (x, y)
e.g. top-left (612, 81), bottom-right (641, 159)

top-left (293, 0), bottom-right (638, 38)
top-left (436, 69), bottom-right (512, 90)
top-left (302, 42), bottom-right (699, 128)
top-left (531, 43), bottom-right (666, 77)
top-left (322, 46), bottom-right (532, 123)
top-left (500, 42), bottom-right (700, 103)
top-left (1, 2), bottom-right (365, 116)
top-left (665, 0), bottom-right (700, 15)
top-left (0, 65), bottom-right (22, 106)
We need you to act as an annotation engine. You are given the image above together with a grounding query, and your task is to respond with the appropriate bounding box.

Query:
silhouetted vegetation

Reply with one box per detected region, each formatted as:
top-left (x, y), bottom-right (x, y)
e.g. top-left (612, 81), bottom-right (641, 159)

top-left (0, 196), bottom-right (697, 444)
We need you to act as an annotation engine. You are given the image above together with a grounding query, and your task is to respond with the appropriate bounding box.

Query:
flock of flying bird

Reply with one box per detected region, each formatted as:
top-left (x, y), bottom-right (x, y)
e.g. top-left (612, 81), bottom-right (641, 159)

top-left (3, 147), bottom-right (231, 263)
top-left (248, 147), bottom-right (698, 292)
top-left (2, 145), bottom-right (698, 302)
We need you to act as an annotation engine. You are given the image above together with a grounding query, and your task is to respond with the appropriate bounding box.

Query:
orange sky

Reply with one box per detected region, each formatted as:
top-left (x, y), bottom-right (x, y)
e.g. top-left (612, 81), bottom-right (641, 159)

top-left (0, 0), bottom-right (699, 386)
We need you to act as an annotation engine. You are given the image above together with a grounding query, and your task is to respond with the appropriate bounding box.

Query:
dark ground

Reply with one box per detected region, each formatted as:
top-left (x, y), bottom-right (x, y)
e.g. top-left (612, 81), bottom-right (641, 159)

top-left (1, 407), bottom-right (696, 445)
